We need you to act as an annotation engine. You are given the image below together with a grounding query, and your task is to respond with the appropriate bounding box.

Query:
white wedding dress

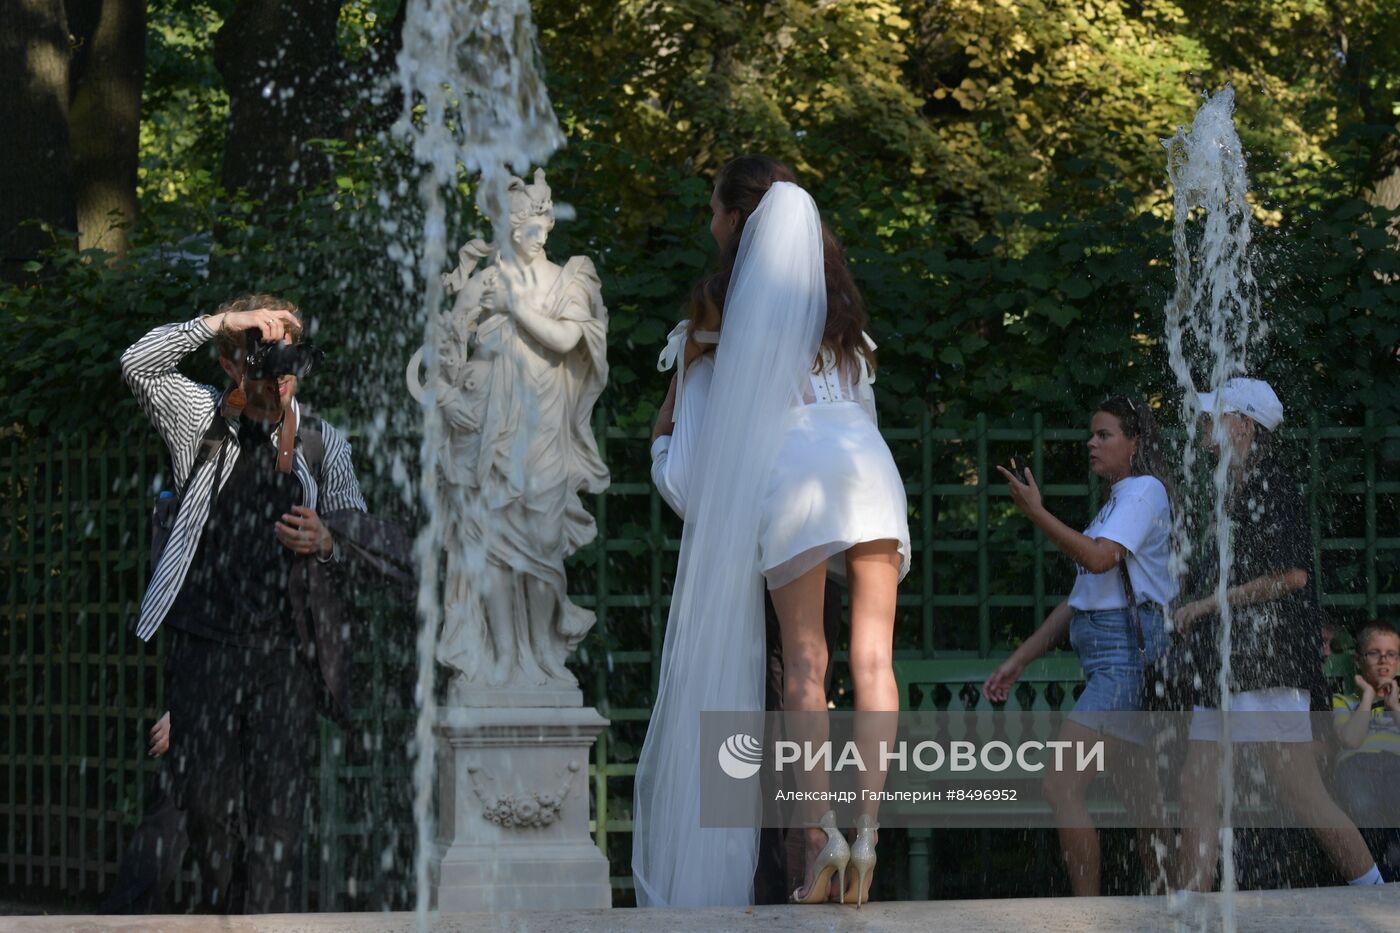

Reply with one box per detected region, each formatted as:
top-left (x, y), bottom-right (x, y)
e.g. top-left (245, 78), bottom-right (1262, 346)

top-left (652, 327), bottom-right (910, 586)
top-left (630, 182), bottom-right (910, 908)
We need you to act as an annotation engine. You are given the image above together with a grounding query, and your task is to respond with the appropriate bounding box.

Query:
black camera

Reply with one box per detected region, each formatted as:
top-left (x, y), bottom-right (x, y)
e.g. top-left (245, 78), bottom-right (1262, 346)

top-left (244, 329), bottom-right (324, 380)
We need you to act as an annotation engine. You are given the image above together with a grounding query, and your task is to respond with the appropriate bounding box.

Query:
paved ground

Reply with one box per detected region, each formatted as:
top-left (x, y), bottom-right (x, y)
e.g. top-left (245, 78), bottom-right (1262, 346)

top-left (1, 886), bottom-right (1397, 933)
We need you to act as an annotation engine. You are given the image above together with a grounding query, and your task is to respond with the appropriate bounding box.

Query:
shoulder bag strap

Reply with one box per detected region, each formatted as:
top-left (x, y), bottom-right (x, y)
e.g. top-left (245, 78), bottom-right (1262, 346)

top-left (206, 433), bottom-right (230, 506)
top-left (178, 397), bottom-right (233, 498)
top-left (296, 406), bottom-right (326, 481)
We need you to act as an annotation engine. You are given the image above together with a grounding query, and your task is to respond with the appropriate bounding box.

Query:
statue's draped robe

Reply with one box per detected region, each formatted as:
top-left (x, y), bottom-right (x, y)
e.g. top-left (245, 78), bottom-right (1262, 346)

top-left (438, 255), bottom-right (609, 683)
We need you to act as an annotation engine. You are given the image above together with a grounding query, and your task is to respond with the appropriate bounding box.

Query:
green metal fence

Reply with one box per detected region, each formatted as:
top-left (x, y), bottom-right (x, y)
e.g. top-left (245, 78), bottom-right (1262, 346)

top-left (2, 414), bottom-right (1396, 908)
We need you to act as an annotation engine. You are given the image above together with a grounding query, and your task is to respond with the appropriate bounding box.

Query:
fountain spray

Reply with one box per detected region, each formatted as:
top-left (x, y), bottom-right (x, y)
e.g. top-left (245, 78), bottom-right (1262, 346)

top-left (1163, 84), bottom-right (1263, 931)
top-left (392, 1), bottom-right (564, 926)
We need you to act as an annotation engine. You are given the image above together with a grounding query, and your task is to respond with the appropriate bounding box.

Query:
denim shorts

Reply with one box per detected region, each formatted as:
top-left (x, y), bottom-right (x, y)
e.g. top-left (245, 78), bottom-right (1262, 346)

top-left (1068, 605), bottom-right (1168, 743)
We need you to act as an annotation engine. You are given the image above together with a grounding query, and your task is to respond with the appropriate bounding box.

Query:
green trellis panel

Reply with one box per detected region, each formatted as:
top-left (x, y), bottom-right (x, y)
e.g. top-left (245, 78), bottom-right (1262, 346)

top-left (1, 419), bottom-right (1396, 906)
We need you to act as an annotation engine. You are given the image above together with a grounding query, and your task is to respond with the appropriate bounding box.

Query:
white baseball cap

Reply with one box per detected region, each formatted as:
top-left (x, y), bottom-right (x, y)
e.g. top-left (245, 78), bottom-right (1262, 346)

top-left (1197, 377), bottom-right (1284, 431)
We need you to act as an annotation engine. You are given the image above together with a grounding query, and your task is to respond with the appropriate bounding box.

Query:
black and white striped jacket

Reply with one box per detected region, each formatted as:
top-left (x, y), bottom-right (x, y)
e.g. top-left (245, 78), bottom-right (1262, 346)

top-left (121, 317), bottom-right (367, 641)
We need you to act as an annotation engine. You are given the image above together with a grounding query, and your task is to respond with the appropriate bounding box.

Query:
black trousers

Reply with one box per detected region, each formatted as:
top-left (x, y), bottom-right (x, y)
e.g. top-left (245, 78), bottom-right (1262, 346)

top-left (166, 629), bottom-right (317, 913)
top-left (752, 578), bottom-right (844, 905)
top-left (99, 767), bottom-right (187, 914)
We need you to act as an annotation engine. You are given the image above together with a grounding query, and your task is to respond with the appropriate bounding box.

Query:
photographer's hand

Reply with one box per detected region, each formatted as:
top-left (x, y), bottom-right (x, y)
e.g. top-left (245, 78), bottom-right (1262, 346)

top-left (205, 307), bottom-right (301, 344)
top-left (149, 711), bottom-right (170, 757)
top-left (276, 505), bottom-right (334, 557)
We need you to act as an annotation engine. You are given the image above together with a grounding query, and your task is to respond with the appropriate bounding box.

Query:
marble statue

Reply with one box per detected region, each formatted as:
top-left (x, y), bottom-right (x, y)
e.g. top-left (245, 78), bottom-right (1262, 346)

top-left (409, 169), bottom-right (609, 701)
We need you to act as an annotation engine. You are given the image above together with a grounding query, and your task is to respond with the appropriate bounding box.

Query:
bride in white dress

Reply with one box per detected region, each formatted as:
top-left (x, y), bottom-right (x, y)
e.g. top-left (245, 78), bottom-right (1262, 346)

top-left (631, 156), bottom-right (910, 908)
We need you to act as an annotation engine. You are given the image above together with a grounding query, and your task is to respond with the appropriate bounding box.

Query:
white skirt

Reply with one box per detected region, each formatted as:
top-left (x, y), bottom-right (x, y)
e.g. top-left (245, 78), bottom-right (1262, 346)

top-left (1188, 688), bottom-right (1313, 743)
top-left (759, 401), bottom-right (911, 589)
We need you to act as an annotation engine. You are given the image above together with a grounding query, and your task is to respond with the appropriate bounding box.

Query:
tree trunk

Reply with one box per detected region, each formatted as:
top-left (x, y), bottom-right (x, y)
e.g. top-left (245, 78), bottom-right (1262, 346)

top-left (1368, 133), bottom-right (1400, 211)
top-left (1366, 131), bottom-right (1400, 284)
top-left (212, 0), bottom-right (347, 210)
top-left (0, 0), bottom-right (75, 281)
top-left (67, 0), bottom-right (148, 258)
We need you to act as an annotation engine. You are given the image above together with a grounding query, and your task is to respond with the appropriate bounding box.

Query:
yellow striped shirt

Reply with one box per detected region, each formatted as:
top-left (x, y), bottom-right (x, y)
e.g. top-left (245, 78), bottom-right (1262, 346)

top-left (1332, 693), bottom-right (1400, 760)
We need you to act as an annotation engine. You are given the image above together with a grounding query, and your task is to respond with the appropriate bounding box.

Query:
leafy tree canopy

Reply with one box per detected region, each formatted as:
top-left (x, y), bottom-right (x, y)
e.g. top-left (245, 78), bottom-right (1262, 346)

top-left (3, 0), bottom-right (1397, 441)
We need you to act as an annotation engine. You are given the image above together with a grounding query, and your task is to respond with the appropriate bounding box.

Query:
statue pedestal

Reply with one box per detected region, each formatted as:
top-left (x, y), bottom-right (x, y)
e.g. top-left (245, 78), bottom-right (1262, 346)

top-left (450, 681), bottom-right (583, 709)
top-left (431, 706), bottom-right (612, 911)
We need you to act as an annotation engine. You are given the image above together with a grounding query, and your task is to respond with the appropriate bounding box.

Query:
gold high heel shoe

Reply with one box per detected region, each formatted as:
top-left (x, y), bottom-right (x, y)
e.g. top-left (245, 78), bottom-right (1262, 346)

top-left (790, 810), bottom-right (850, 904)
top-left (842, 813), bottom-right (878, 907)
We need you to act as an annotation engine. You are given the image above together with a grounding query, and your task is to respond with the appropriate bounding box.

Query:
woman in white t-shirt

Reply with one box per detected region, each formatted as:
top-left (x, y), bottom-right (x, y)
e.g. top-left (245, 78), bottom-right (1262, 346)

top-left (982, 395), bottom-right (1176, 896)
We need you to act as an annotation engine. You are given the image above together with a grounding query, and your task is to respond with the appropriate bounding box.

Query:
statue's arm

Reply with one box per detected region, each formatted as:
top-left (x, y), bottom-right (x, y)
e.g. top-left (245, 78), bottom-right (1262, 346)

top-left (447, 277), bottom-right (488, 341)
top-left (512, 301), bottom-right (585, 355)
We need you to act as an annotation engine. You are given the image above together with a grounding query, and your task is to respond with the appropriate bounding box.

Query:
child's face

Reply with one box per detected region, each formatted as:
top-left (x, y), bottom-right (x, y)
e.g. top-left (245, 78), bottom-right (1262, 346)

top-left (1358, 633), bottom-right (1400, 690)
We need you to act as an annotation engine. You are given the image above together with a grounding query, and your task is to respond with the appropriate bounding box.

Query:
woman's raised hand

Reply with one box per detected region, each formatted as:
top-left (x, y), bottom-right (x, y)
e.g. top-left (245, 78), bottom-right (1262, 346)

top-left (995, 464), bottom-right (1043, 516)
top-left (982, 658), bottom-right (1025, 704)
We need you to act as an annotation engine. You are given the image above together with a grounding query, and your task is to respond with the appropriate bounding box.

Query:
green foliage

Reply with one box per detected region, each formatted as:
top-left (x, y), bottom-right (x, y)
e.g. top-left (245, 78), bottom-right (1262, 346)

top-left (337, 0), bottom-right (401, 61)
top-left (1175, 0), bottom-right (1400, 207)
top-left (3, 4), bottom-right (1399, 907)
top-left (0, 139), bottom-right (435, 443)
top-left (908, 0), bottom-right (1211, 234)
top-left (5, 169), bottom-right (1395, 445)
top-left (3, 0), bottom-right (1397, 443)
top-left (140, 1), bottom-right (229, 204)
top-left (536, 0), bottom-right (940, 237)
top-left (0, 212), bottom-right (213, 434)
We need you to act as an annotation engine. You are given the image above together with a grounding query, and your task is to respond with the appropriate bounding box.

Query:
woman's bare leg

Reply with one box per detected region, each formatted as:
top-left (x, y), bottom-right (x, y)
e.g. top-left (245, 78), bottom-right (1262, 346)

top-left (1106, 737), bottom-right (1170, 894)
top-left (1174, 740), bottom-right (1223, 891)
top-left (1262, 744), bottom-right (1376, 881)
top-left (843, 539), bottom-right (901, 903)
top-left (1044, 720), bottom-right (1108, 895)
top-left (770, 561), bottom-right (833, 896)
top-left (845, 540), bottom-right (901, 816)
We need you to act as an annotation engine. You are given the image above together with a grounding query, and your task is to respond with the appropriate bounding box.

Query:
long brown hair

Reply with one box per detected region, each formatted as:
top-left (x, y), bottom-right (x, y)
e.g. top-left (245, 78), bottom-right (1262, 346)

top-left (1097, 395), bottom-right (1174, 502)
top-left (689, 156), bottom-right (872, 375)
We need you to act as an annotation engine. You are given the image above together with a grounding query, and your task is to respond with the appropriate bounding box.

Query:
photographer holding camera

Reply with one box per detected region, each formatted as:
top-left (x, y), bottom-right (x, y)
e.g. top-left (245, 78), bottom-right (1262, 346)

top-left (120, 294), bottom-right (366, 913)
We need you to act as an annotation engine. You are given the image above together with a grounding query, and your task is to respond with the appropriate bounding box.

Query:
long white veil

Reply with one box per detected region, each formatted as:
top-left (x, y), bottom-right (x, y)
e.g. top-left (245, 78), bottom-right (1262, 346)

top-left (632, 181), bottom-right (827, 906)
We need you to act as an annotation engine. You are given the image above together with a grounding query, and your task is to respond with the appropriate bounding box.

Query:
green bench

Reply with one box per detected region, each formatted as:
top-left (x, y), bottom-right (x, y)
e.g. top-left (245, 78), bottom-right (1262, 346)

top-left (892, 656), bottom-right (1080, 898)
top-left (895, 655), bottom-right (1085, 713)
